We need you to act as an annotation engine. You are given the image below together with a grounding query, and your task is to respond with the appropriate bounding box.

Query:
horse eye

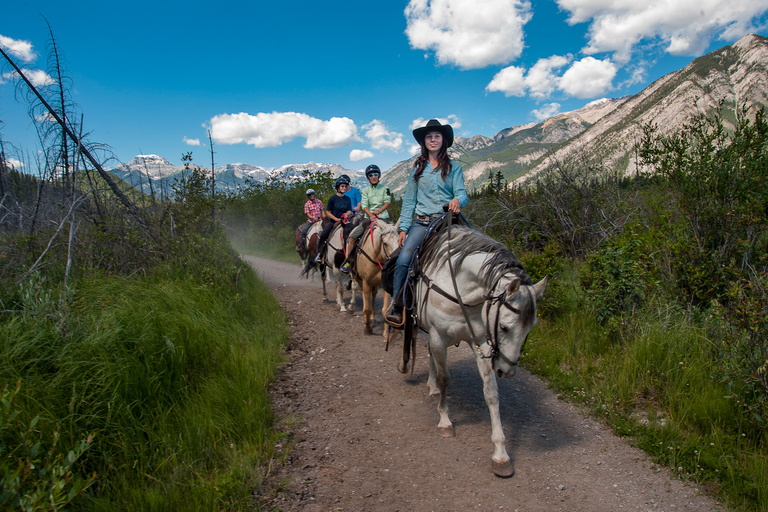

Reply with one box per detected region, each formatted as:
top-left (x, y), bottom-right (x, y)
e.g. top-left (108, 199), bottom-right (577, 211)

top-left (500, 324), bottom-right (509, 333)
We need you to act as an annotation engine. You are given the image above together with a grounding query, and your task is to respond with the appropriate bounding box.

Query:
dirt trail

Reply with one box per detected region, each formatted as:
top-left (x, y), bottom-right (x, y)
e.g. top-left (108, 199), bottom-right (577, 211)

top-left (245, 255), bottom-right (721, 512)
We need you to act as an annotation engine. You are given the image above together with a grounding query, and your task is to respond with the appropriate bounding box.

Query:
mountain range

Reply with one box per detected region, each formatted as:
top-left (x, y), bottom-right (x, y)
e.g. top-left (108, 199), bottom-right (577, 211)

top-left (108, 34), bottom-right (768, 196)
top-left (380, 33), bottom-right (768, 194)
top-left (109, 156), bottom-right (366, 193)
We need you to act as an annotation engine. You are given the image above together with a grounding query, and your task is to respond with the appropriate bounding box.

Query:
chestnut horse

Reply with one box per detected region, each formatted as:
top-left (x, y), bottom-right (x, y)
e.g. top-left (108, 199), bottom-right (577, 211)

top-left (351, 219), bottom-right (399, 335)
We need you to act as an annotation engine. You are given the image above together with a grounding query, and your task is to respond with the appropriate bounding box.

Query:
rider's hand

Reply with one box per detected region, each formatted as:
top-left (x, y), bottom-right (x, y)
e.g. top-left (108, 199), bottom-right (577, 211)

top-left (448, 198), bottom-right (461, 214)
top-left (398, 231), bottom-right (406, 248)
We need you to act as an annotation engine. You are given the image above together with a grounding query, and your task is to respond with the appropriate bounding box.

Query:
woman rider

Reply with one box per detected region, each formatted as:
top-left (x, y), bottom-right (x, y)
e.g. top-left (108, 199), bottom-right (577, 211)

top-left (313, 176), bottom-right (353, 263)
top-left (385, 119), bottom-right (468, 326)
top-left (340, 164), bottom-right (391, 273)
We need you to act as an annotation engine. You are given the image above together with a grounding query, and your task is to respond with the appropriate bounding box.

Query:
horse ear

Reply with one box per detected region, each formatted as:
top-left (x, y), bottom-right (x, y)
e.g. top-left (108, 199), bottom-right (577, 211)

top-left (507, 276), bottom-right (521, 298)
top-left (394, 218), bottom-right (400, 229)
top-left (532, 275), bottom-right (548, 300)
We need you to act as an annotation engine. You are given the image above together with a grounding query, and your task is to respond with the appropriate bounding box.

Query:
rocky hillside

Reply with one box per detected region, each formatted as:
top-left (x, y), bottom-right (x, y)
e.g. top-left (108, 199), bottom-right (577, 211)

top-left (517, 33), bottom-right (768, 185)
top-left (381, 97), bottom-right (627, 194)
top-left (381, 34), bottom-right (768, 193)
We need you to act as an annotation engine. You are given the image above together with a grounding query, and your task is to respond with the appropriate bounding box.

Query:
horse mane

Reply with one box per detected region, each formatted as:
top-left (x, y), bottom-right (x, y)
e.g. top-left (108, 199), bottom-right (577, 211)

top-left (419, 226), bottom-right (536, 326)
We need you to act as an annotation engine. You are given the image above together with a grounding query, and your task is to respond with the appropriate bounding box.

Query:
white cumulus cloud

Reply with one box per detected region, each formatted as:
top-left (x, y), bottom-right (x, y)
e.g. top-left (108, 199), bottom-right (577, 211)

top-left (409, 115), bottom-right (462, 131)
top-left (1, 68), bottom-right (54, 87)
top-left (559, 57), bottom-right (616, 98)
top-left (405, 0), bottom-right (533, 69)
top-left (362, 120), bottom-right (403, 151)
top-left (557, 0), bottom-right (768, 63)
top-left (7, 158), bottom-right (24, 169)
top-left (485, 66), bottom-right (527, 97)
top-left (487, 56), bottom-right (570, 99)
top-left (183, 137), bottom-right (201, 146)
top-left (531, 103), bottom-right (562, 121)
top-left (0, 34), bottom-right (36, 63)
top-left (209, 112), bottom-right (361, 150)
top-left (350, 149), bottom-right (375, 161)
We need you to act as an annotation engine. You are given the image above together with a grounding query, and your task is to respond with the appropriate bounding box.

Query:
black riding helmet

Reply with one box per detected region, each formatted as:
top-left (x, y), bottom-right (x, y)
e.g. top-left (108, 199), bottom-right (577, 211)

top-left (334, 176), bottom-right (350, 191)
top-left (365, 164), bottom-right (381, 178)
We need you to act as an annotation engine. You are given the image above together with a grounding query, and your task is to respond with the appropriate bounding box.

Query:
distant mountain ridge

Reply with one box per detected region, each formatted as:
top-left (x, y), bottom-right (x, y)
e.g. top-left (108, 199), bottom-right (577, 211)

top-left (109, 155), bottom-right (365, 193)
top-left (517, 33), bottom-right (768, 185)
top-left (381, 34), bottom-right (768, 194)
top-left (381, 96), bottom-right (628, 194)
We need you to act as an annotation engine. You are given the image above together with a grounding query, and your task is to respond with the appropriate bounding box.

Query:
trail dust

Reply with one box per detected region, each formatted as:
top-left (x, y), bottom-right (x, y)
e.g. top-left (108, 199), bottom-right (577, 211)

top-left (244, 255), bottom-right (721, 512)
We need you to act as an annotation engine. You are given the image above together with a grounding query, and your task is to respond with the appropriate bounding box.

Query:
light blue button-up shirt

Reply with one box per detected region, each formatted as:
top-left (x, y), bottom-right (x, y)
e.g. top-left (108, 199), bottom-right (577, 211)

top-left (399, 160), bottom-right (469, 234)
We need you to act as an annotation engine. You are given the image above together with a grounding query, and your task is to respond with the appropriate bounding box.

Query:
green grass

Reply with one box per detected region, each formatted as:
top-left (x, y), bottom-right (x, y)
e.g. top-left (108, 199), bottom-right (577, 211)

top-left (523, 271), bottom-right (768, 511)
top-left (0, 260), bottom-right (289, 510)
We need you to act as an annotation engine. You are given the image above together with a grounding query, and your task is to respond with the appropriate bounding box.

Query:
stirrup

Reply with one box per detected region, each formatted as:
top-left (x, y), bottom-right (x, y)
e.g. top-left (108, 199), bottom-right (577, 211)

top-left (385, 308), bottom-right (405, 329)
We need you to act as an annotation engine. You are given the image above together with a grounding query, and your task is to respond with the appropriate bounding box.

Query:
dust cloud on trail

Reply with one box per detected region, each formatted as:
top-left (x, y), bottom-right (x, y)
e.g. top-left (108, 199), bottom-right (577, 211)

top-left (242, 255), bottom-right (318, 288)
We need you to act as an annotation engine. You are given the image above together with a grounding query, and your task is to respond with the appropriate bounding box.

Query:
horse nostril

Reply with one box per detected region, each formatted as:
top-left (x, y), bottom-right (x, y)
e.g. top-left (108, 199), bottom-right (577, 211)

top-left (496, 368), bottom-right (504, 378)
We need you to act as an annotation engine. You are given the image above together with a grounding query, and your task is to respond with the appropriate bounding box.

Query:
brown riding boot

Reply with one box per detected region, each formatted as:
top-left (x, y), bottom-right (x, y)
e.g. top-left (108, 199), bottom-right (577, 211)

top-left (385, 307), bottom-right (404, 327)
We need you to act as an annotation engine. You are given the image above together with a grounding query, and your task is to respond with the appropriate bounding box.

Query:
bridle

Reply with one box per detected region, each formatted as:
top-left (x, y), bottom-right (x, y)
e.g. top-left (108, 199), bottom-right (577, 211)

top-left (357, 220), bottom-right (396, 268)
top-left (417, 268), bottom-right (525, 366)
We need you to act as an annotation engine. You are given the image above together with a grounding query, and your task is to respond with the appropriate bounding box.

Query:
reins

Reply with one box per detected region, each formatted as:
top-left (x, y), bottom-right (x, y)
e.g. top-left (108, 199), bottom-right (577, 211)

top-left (415, 213), bottom-right (524, 363)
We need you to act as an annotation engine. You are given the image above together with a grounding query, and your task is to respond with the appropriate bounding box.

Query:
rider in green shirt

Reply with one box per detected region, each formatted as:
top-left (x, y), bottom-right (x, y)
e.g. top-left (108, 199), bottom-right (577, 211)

top-left (340, 164), bottom-right (391, 273)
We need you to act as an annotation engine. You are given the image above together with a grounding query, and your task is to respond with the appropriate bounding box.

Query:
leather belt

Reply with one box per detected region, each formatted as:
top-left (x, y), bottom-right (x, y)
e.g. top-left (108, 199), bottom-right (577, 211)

top-left (416, 214), bottom-right (441, 221)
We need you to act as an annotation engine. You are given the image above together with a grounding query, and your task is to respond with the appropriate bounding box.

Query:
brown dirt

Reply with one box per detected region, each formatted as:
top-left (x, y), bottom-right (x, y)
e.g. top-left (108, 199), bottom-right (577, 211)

top-left (244, 255), bottom-right (722, 512)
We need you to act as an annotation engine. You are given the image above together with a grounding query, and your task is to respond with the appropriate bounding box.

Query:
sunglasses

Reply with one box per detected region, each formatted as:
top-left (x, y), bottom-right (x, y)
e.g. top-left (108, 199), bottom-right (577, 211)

top-left (369, 172), bottom-right (380, 177)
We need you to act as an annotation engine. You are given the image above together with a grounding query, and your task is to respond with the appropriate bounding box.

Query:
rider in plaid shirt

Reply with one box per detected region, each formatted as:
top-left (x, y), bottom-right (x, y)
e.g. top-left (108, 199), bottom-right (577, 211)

top-left (300, 189), bottom-right (324, 245)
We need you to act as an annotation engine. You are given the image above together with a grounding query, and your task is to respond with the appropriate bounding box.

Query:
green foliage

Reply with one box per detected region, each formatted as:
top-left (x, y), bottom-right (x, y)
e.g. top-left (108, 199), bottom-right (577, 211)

top-left (579, 227), bottom-right (655, 325)
top-left (639, 104), bottom-right (768, 305)
top-left (0, 381), bottom-right (96, 511)
top-left (711, 273), bottom-right (768, 420)
top-left (518, 242), bottom-right (572, 317)
top-left (1, 263), bottom-right (288, 509)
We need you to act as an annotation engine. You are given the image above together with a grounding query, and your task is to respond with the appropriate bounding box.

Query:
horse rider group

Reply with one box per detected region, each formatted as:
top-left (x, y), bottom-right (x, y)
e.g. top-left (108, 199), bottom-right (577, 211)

top-left (301, 165), bottom-right (393, 274)
top-left (299, 118), bottom-right (468, 325)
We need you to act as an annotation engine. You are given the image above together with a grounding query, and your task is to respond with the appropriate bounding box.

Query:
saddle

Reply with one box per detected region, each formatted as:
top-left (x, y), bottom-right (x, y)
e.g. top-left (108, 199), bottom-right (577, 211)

top-left (383, 211), bottom-right (470, 328)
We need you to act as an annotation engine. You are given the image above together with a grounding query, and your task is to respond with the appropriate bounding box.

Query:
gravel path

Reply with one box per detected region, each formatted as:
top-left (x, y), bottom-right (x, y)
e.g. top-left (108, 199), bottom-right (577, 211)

top-left (244, 255), bottom-right (722, 512)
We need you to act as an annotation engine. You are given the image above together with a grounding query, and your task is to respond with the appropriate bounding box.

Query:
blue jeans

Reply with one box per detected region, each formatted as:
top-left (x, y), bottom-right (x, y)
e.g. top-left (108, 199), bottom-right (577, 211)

top-left (392, 221), bottom-right (429, 307)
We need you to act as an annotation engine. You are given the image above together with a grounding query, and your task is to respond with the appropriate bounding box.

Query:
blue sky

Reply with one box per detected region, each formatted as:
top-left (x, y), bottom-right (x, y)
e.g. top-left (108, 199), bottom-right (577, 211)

top-left (2, 0), bottom-right (767, 173)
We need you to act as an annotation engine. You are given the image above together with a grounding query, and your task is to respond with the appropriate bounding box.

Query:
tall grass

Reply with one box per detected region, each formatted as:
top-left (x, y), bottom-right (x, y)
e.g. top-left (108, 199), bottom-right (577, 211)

top-left (523, 265), bottom-right (767, 511)
top-left (0, 261), bottom-right (288, 510)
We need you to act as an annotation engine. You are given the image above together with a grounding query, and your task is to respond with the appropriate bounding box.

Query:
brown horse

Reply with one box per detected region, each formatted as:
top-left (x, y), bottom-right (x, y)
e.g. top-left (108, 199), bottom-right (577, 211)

top-left (296, 221), bottom-right (323, 279)
top-left (351, 219), bottom-right (399, 335)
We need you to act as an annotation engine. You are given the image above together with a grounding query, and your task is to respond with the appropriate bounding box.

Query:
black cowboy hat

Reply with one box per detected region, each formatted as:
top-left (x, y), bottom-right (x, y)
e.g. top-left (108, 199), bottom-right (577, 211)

top-left (412, 119), bottom-right (454, 148)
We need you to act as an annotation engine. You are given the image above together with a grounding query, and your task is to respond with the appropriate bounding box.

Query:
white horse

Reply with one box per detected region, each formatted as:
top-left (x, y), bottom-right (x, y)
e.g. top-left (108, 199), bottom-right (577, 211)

top-left (321, 222), bottom-right (358, 312)
top-left (351, 219), bottom-right (399, 335)
top-left (403, 223), bottom-right (547, 478)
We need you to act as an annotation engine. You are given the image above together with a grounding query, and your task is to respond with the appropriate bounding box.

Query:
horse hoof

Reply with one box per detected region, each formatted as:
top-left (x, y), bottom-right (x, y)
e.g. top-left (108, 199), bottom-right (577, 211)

top-left (438, 425), bottom-right (455, 438)
top-left (492, 460), bottom-right (514, 478)
top-left (364, 326), bottom-right (373, 335)
top-left (397, 361), bottom-right (409, 374)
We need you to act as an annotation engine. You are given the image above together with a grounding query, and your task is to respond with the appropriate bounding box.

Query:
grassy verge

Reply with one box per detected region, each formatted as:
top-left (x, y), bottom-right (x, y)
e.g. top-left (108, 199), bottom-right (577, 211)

top-left (522, 266), bottom-right (767, 511)
top-left (0, 260), bottom-right (289, 510)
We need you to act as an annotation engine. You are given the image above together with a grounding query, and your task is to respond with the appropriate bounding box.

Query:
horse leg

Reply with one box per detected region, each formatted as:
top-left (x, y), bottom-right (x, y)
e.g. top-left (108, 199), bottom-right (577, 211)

top-left (474, 351), bottom-right (514, 478)
top-left (321, 266), bottom-right (329, 301)
top-left (382, 291), bottom-right (391, 340)
top-left (348, 276), bottom-right (357, 312)
top-left (362, 281), bottom-right (373, 335)
top-left (429, 331), bottom-right (454, 437)
top-left (334, 268), bottom-right (346, 312)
